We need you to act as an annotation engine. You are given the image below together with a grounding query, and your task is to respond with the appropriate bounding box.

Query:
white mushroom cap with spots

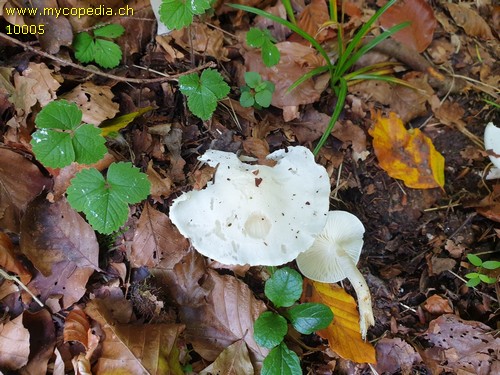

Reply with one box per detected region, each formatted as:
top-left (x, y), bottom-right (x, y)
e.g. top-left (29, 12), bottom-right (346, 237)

top-left (169, 146), bottom-right (330, 266)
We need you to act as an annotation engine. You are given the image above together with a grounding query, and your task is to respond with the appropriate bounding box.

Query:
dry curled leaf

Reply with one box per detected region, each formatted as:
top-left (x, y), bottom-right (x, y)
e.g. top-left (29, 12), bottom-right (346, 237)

top-left (301, 280), bottom-right (376, 364)
top-left (0, 314), bottom-right (30, 371)
top-left (200, 339), bottom-right (254, 375)
top-left (369, 111), bottom-right (445, 189)
top-left (445, 3), bottom-right (494, 40)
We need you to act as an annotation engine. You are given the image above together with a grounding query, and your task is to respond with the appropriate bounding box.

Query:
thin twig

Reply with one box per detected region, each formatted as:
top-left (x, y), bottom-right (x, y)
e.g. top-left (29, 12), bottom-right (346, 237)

top-left (0, 32), bottom-right (216, 83)
top-left (0, 269), bottom-right (44, 307)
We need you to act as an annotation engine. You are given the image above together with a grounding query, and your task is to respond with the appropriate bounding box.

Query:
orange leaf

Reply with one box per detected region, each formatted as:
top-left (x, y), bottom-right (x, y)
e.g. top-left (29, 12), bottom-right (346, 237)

top-left (302, 279), bottom-right (376, 364)
top-left (368, 112), bottom-right (445, 189)
top-left (379, 0), bottom-right (437, 52)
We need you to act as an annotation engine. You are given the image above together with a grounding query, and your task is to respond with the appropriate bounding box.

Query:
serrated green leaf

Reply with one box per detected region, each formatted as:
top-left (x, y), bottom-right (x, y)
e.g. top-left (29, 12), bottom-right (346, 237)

top-left (159, 0), bottom-right (211, 30)
top-left (255, 89), bottom-right (273, 108)
top-left (254, 312), bottom-right (287, 349)
top-left (244, 72), bottom-right (262, 88)
top-left (467, 254), bottom-right (483, 267)
top-left (72, 124), bottom-right (107, 164)
top-left (479, 274), bottom-right (497, 284)
top-left (262, 342), bottom-right (301, 375)
top-left (481, 260), bottom-right (500, 270)
top-left (94, 24), bottom-right (125, 38)
top-left (286, 303), bottom-right (333, 335)
top-left (31, 129), bottom-right (75, 168)
top-left (265, 267), bottom-right (303, 307)
top-left (35, 100), bottom-right (82, 130)
top-left (93, 39), bottom-right (122, 68)
top-left (261, 40), bottom-right (280, 67)
top-left (246, 27), bottom-right (275, 48)
top-left (239, 91), bottom-right (255, 108)
top-left (66, 162), bottom-right (150, 234)
top-left (465, 277), bottom-right (481, 287)
top-left (178, 69), bottom-right (229, 120)
top-left (74, 32), bottom-right (95, 64)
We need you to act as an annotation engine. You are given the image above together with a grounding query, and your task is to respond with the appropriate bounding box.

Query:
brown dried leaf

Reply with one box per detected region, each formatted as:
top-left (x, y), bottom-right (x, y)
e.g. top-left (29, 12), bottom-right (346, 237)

top-left (0, 314), bottom-right (30, 370)
top-left (422, 294), bottom-right (453, 315)
top-left (85, 299), bottom-right (185, 375)
top-left (61, 82), bottom-right (119, 125)
top-left (200, 339), bottom-right (254, 375)
top-left (445, 3), bottom-right (494, 40)
top-left (295, 0), bottom-right (330, 43)
top-left (63, 310), bottom-right (91, 350)
top-left (0, 148), bottom-right (52, 233)
top-left (421, 314), bottom-right (500, 374)
top-left (170, 22), bottom-right (228, 61)
top-left (20, 194), bottom-right (100, 276)
top-left (130, 203), bottom-right (189, 268)
top-left (20, 63), bottom-right (61, 107)
top-left (374, 338), bottom-right (424, 374)
top-left (380, 0), bottom-right (437, 52)
top-left (146, 162), bottom-right (173, 203)
top-left (0, 232), bottom-right (31, 284)
top-left (472, 184), bottom-right (500, 223)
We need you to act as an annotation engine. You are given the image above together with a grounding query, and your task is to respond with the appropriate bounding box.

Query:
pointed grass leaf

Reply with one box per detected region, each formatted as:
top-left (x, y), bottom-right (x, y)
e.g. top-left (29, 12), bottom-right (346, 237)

top-left (93, 24), bottom-right (125, 38)
top-left (73, 32), bottom-right (95, 63)
top-left (67, 162), bottom-right (150, 234)
top-left (287, 302), bottom-right (333, 335)
top-left (31, 101), bottom-right (106, 168)
top-left (467, 254), bottom-right (483, 267)
top-left (253, 312), bottom-right (288, 349)
top-left (178, 69), bottom-right (230, 120)
top-left (262, 342), bottom-right (301, 375)
top-left (265, 267), bottom-right (302, 307)
top-left (93, 39), bottom-right (122, 69)
top-left (160, 0), bottom-right (211, 30)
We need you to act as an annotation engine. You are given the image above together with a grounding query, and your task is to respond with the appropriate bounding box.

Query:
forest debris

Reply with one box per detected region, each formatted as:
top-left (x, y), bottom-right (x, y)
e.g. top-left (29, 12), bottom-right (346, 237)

top-left (374, 338), bottom-right (424, 374)
top-left (422, 294), bottom-right (453, 315)
top-left (200, 339), bottom-right (254, 375)
top-left (445, 3), bottom-right (494, 40)
top-left (0, 314), bottom-right (30, 370)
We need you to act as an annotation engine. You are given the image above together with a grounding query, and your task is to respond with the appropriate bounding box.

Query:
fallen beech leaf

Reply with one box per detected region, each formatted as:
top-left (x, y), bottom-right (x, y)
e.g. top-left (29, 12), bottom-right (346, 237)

top-left (146, 161), bottom-right (173, 203)
top-left (301, 280), bottom-right (376, 364)
top-left (20, 62), bottom-right (61, 107)
top-left (0, 314), bottom-right (30, 370)
top-left (380, 0), bottom-right (437, 52)
top-left (63, 310), bottom-right (91, 350)
top-left (85, 299), bottom-right (185, 375)
top-left (422, 294), bottom-right (453, 315)
top-left (294, 0), bottom-right (330, 43)
top-left (368, 112), bottom-right (445, 189)
top-left (0, 232), bottom-right (31, 285)
top-left (21, 309), bottom-right (56, 374)
top-left (171, 22), bottom-right (228, 61)
top-left (200, 339), bottom-right (254, 375)
top-left (445, 3), bottom-right (494, 40)
top-left (130, 203), bottom-right (189, 268)
top-left (374, 338), bottom-right (423, 374)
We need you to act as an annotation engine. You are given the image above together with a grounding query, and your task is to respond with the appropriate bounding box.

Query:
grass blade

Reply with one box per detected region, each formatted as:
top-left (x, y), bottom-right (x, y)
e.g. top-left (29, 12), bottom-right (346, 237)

top-left (288, 66), bottom-right (330, 92)
top-left (281, 0), bottom-right (297, 25)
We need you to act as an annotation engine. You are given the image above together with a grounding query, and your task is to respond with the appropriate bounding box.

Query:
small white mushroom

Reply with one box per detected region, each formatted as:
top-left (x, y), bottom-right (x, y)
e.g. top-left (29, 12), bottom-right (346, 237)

top-left (149, 0), bottom-right (171, 35)
top-left (484, 123), bottom-right (500, 179)
top-left (296, 210), bottom-right (374, 339)
top-left (170, 146), bottom-right (330, 266)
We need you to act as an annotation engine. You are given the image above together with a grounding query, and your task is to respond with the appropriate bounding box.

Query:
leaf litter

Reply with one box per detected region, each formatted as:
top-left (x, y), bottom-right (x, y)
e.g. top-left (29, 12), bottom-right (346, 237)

top-left (0, 0), bottom-right (499, 373)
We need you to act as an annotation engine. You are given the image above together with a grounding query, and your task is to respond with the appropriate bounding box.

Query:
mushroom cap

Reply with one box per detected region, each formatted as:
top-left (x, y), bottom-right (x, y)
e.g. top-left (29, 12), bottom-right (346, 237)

top-left (296, 210), bottom-right (365, 283)
top-left (169, 146), bottom-right (330, 266)
top-left (484, 122), bottom-right (500, 169)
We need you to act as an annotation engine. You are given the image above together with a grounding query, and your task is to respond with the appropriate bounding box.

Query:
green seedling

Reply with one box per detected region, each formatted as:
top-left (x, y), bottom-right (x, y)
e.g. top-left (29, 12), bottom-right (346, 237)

top-left (73, 24), bottom-right (125, 69)
top-left (30, 100), bottom-right (107, 168)
top-left (246, 27), bottom-right (280, 67)
top-left (240, 72), bottom-right (275, 109)
top-left (159, 0), bottom-right (212, 30)
top-left (465, 254), bottom-right (499, 287)
top-left (254, 267), bottom-right (333, 374)
top-left (178, 68), bottom-right (230, 120)
top-left (230, 0), bottom-right (409, 154)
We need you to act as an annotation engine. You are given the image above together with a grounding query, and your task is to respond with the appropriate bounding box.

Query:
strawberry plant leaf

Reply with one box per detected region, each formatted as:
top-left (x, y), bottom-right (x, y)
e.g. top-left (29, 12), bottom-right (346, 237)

top-left (265, 267), bottom-right (303, 307)
top-left (66, 162), bottom-right (151, 234)
top-left (93, 39), bottom-right (122, 69)
top-left (262, 342), bottom-right (301, 375)
top-left (73, 32), bottom-right (95, 64)
top-left (178, 69), bottom-right (230, 120)
top-left (255, 89), bottom-right (273, 108)
top-left (94, 24), bottom-right (125, 38)
top-left (286, 303), bottom-right (333, 335)
top-left (246, 28), bottom-right (280, 67)
top-left (31, 101), bottom-right (106, 168)
top-left (160, 0), bottom-right (212, 30)
top-left (253, 311), bottom-right (287, 349)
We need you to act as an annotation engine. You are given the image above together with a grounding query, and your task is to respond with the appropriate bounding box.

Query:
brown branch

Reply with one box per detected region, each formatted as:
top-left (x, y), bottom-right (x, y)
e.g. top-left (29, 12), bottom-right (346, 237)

top-left (0, 32), bottom-right (216, 83)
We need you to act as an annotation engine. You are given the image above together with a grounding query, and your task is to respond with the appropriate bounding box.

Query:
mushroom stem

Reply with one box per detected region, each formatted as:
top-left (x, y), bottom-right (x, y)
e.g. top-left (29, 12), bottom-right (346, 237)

top-left (337, 248), bottom-right (374, 339)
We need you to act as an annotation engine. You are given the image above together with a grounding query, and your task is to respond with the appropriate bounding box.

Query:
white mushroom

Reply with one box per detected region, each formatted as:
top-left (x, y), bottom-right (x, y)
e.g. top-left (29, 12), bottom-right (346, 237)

top-left (296, 210), bottom-right (374, 339)
top-left (149, 0), bottom-right (171, 35)
top-left (170, 146), bottom-right (330, 266)
top-left (484, 123), bottom-right (500, 179)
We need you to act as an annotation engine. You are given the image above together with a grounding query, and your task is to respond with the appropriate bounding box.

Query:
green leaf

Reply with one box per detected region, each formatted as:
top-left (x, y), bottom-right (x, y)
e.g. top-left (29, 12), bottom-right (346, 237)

top-left (467, 254), bottom-right (483, 267)
top-left (481, 260), bottom-right (500, 270)
top-left (246, 27), bottom-right (271, 48)
top-left (31, 101), bottom-right (106, 168)
top-left (66, 162), bottom-right (151, 234)
top-left (265, 267), bottom-right (303, 307)
top-left (478, 274), bottom-right (497, 284)
top-left (465, 272), bottom-right (480, 279)
top-left (239, 90), bottom-right (255, 108)
top-left (286, 303), bottom-right (333, 334)
top-left (178, 69), bottom-right (230, 120)
top-left (253, 312), bottom-right (288, 349)
top-left (255, 89), bottom-right (273, 108)
top-left (93, 39), bottom-right (122, 69)
top-left (159, 0), bottom-right (212, 30)
top-left (465, 277), bottom-right (481, 287)
top-left (94, 24), bottom-right (125, 38)
top-left (261, 40), bottom-right (280, 67)
top-left (73, 32), bottom-right (95, 64)
top-left (262, 342), bottom-right (301, 375)
top-left (244, 71), bottom-right (262, 89)
top-left (246, 28), bottom-right (280, 67)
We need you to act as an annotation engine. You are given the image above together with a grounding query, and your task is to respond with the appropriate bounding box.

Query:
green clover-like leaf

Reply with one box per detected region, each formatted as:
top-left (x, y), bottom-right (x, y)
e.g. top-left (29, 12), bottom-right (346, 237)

top-left (246, 28), bottom-right (280, 67)
top-left (93, 39), bottom-right (122, 69)
top-left (255, 89), bottom-right (273, 108)
top-left (94, 24), bottom-right (125, 38)
top-left (265, 267), bottom-right (303, 308)
top-left (244, 71), bottom-right (262, 89)
top-left (239, 90), bottom-right (255, 108)
top-left (73, 32), bottom-right (95, 64)
top-left (160, 0), bottom-right (212, 30)
top-left (66, 162), bottom-right (151, 234)
top-left (262, 342), bottom-right (301, 375)
top-left (178, 69), bottom-right (230, 120)
top-left (31, 101), bottom-right (106, 168)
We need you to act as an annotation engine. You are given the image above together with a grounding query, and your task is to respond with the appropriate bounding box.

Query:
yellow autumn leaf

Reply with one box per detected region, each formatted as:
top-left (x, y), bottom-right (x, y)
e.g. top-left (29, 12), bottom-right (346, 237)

top-left (368, 111), bottom-right (445, 189)
top-left (99, 106), bottom-right (154, 137)
top-left (302, 279), bottom-right (376, 364)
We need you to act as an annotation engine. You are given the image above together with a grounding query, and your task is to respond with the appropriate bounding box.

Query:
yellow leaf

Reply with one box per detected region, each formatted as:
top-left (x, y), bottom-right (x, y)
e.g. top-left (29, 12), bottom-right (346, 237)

top-left (368, 111), bottom-right (445, 189)
top-left (302, 279), bottom-right (376, 364)
top-left (99, 106), bottom-right (154, 137)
